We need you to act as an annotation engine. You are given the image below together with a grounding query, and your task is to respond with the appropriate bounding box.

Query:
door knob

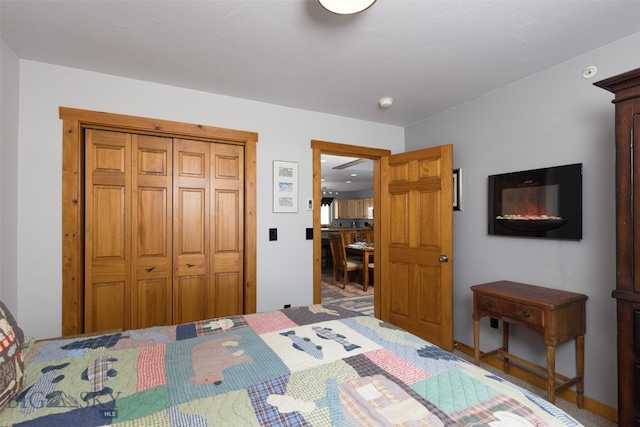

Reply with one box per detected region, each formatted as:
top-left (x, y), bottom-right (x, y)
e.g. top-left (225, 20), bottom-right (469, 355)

top-left (439, 255), bottom-right (449, 262)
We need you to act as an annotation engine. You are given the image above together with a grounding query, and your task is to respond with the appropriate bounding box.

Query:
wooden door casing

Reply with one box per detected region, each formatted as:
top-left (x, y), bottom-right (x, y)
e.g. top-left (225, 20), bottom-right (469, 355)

top-left (61, 107), bottom-right (258, 336)
top-left (380, 144), bottom-right (454, 351)
top-left (311, 140), bottom-right (391, 318)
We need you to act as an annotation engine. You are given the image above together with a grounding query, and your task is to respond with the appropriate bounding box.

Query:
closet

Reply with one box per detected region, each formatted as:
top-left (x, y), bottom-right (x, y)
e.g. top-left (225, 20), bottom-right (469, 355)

top-left (61, 108), bottom-right (257, 336)
top-left (594, 67), bottom-right (640, 425)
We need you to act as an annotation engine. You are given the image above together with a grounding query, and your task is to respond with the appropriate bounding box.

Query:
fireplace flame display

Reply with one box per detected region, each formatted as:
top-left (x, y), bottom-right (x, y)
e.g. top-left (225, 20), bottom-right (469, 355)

top-left (488, 164), bottom-right (582, 239)
top-left (496, 185), bottom-right (562, 222)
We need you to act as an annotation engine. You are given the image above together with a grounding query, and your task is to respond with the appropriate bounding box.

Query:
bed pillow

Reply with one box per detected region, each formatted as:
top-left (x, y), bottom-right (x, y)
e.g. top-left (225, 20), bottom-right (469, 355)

top-left (0, 301), bottom-right (24, 349)
top-left (0, 305), bottom-right (25, 412)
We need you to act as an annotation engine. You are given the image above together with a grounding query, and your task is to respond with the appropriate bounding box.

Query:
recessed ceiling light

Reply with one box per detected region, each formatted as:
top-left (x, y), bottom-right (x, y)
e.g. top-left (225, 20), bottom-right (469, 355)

top-left (582, 66), bottom-right (597, 79)
top-left (350, 173), bottom-right (357, 177)
top-left (379, 97), bottom-right (393, 108)
top-left (346, 180), bottom-right (352, 184)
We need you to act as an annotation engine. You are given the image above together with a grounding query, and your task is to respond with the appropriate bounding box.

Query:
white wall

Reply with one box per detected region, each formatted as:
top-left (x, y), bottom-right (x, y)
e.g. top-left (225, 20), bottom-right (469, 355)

top-left (0, 40), bottom-right (20, 313)
top-left (405, 31), bottom-right (640, 409)
top-left (15, 60), bottom-right (404, 339)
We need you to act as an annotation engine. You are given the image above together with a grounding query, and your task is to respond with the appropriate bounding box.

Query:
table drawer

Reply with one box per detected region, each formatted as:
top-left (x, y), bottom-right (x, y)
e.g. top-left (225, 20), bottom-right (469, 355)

top-left (476, 294), bottom-right (544, 327)
top-left (504, 301), bottom-right (544, 327)
top-left (476, 294), bottom-right (503, 314)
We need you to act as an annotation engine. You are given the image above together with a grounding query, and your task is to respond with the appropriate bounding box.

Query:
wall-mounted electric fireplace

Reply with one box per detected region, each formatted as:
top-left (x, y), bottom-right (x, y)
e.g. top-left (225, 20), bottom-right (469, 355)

top-left (488, 163), bottom-right (582, 240)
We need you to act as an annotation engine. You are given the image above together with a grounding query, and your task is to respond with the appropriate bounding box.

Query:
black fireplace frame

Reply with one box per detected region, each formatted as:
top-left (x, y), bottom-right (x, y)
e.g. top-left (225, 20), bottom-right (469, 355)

top-left (488, 163), bottom-right (583, 240)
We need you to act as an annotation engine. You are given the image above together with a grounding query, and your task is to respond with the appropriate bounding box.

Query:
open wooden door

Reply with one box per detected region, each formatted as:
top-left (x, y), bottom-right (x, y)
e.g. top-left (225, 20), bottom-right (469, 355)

top-left (379, 144), bottom-right (453, 350)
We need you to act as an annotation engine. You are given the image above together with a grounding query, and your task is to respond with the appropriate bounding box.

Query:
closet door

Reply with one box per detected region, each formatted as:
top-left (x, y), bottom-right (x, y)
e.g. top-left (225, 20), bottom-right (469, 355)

top-left (85, 131), bottom-right (246, 331)
top-left (85, 130), bottom-right (132, 332)
top-left (210, 143), bottom-right (244, 317)
top-left (173, 139), bottom-right (211, 324)
top-left (131, 135), bottom-right (173, 329)
top-left (172, 140), bottom-right (245, 323)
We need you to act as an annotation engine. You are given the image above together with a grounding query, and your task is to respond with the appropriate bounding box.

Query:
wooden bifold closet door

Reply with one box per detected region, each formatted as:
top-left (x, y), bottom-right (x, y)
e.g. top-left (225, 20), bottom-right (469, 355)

top-left (84, 129), bottom-right (244, 333)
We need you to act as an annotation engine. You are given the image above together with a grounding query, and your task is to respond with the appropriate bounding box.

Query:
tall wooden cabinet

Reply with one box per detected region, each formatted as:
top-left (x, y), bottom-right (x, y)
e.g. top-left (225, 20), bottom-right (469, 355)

top-left (595, 67), bottom-right (640, 425)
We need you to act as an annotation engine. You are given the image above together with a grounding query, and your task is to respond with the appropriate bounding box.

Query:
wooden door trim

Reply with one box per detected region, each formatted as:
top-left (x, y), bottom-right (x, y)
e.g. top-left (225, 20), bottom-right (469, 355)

top-left (60, 107), bottom-right (258, 335)
top-left (311, 140), bottom-right (390, 318)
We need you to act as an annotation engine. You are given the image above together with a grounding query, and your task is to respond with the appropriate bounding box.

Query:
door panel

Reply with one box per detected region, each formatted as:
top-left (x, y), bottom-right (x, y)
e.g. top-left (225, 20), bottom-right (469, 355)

top-left (174, 139), bottom-right (210, 323)
top-left (90, 281), bottom-right (126, 332)
top-left (381, 144), bottom-right (453, 350)
top-left (178, 189), bottom-right (206, 254)
top-left (174, 276), bottom-right (206, 324)
top-left (131, 134), bottom-right (173, 329)
top-left (85, 129), bottom-right (131, 332)
top-left (135, 278), bottom-right (170, 328)
top-left (210, 144), bottom-right (244, 317)
top-left (212, 272), bottom-right (241, 318)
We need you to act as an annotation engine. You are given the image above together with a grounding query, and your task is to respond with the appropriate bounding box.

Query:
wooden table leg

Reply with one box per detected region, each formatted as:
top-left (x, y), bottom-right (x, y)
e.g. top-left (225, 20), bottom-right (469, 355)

top-left (546, 344), bottom-right (556, 404)
top-left (362, 252), bottom-right (369, 292)
top-left (576, 334), bottom-right (585, 408)
top-left (473, 319), bottom-right (480, 365)
top-left (503, 322), bottom-right (510, 374)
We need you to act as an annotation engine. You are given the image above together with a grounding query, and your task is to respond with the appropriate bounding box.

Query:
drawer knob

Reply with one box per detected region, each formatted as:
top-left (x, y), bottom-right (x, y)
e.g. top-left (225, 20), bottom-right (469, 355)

top-left (522, 310), bottom-right (531, 319)
top-left (145, 266), bottom-right (155, 272)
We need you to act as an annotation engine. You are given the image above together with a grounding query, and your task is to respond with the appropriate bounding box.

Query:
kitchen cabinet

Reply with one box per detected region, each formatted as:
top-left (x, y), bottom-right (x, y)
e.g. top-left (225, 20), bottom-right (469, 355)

top-left (334, 198), bottom-right (373, 219)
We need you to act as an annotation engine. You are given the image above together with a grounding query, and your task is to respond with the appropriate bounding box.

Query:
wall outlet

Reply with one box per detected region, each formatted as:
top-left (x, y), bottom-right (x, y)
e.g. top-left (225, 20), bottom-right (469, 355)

top-left (490, 317), bottom-right (499, 329)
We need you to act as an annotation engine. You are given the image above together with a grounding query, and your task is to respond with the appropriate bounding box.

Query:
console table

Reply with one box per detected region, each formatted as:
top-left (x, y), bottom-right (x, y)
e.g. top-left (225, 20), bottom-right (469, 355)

top-left (471, 280), bottom-right (588, 407)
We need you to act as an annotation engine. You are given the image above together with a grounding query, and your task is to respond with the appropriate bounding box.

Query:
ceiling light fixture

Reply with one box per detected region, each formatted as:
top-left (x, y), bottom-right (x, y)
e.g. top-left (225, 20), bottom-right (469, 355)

top-left (318, 0), bottom-right (376, 15)
top-left (379, 97), bottom-right (393, 108)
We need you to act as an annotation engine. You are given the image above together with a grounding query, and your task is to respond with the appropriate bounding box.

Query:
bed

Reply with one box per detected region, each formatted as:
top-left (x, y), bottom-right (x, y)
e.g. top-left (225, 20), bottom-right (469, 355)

top-left (0, 302), bottom-right (582, 426)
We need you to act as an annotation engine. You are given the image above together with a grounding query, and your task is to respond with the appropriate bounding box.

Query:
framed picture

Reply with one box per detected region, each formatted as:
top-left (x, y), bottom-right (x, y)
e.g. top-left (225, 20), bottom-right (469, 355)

top-left (453, 168), bottom-right (462, 211)
top-left (273, 160), bottom-right (298, 213)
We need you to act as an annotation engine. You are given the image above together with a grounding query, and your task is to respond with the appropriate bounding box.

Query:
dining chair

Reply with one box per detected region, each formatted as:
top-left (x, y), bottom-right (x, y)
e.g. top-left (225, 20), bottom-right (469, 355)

top-left (360, 229), bottom-right (374, 243)
top-left (329, 233), bottom-right (363, 289)
top-left (339, 229), bottom-right (357, 244)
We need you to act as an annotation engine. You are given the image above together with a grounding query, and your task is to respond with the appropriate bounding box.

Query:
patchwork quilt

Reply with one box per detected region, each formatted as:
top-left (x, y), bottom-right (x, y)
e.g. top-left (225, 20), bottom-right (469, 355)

top-left (0, 305), bottom-right (582, 426)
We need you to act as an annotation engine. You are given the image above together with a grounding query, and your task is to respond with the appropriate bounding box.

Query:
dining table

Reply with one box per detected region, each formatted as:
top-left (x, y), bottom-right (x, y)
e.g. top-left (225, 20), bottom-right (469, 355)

top-left (345, 243), bottom-right (374, 291)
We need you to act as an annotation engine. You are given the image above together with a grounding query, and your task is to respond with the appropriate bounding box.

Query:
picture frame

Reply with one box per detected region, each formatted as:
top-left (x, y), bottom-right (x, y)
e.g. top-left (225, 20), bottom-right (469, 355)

top-left (453, 168), bottom-right (462, 211)
top-left (273, 160), bottom-right (298, 213)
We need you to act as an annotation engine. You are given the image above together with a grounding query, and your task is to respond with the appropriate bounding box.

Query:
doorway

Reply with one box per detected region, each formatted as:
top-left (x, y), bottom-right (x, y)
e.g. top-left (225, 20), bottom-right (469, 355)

top-left (311, 140), bottom-right (390, 319)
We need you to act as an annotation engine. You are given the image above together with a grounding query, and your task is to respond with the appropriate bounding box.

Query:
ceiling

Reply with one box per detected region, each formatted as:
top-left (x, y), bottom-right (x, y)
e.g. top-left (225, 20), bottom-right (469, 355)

top-left (321, 154), bottom-right (373, 193)
top-left (2, 1), bottom-right (640, 129)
